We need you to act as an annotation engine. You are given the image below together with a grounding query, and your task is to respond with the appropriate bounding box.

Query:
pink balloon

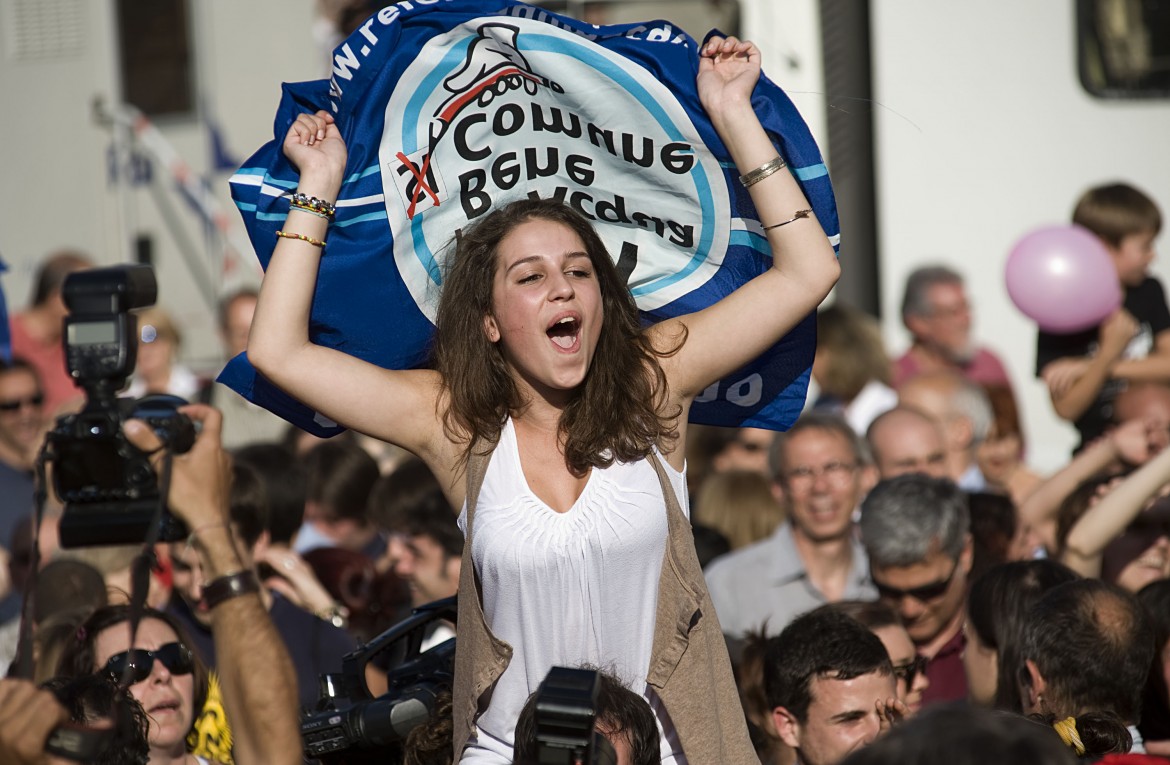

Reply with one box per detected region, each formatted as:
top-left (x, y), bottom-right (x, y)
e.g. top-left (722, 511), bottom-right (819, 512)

top-left (1005, 224), bottom-right (1122, 333)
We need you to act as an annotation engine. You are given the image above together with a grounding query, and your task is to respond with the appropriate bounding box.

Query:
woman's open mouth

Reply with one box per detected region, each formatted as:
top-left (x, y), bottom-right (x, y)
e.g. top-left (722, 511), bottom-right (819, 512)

top-left (547, 315), bottom-right (581, 350)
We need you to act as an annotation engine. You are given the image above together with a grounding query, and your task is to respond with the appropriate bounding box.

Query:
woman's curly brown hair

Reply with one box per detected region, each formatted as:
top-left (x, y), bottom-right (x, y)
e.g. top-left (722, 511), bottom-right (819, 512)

top-left (54, 604), bottom-right (209, 734)
top-left (433, 198), bottom-right (681, 475)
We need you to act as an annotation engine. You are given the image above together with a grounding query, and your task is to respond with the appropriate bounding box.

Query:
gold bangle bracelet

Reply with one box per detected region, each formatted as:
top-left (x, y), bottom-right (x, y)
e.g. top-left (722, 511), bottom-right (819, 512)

top-left (275, 230), bottom-right (326, 248)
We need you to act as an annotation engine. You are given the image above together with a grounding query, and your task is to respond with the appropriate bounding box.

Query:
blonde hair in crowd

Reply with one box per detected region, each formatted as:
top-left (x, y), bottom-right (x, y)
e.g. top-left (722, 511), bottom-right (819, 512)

top-left (694, 470), bottom-right (786, 550)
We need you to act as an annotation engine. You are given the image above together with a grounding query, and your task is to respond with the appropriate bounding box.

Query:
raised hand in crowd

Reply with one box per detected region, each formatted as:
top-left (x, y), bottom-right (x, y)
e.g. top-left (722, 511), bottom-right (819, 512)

top-left (876, 696), bottom-right (909, 734)
top-left (1100, 308), bottom-right (1142, 365)
top-left (1018, 416), bottom-right (1157, 554)
top-left (1060, 438), bottom-right (1170, 585)
top-left (257, 545), bottom-right (338, 617)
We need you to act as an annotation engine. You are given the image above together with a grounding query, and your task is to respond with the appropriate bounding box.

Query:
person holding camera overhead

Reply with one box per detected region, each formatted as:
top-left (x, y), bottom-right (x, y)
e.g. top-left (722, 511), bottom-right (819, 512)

top-left (0, 405), bottom-right (303, 765)
top-left (87, 406), bottom-right (303, 765)
top-left (248, 35), bottom-right (839, 764)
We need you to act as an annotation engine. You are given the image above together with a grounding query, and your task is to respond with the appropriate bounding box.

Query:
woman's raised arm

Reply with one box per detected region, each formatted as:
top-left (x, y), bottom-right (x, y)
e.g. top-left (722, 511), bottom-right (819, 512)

top-left (652, 37), bottom-right (840, 408)
top-left (247, 112), bottom-right (458, 490)
top-left (1060, 432), bottom-right (1170, 577)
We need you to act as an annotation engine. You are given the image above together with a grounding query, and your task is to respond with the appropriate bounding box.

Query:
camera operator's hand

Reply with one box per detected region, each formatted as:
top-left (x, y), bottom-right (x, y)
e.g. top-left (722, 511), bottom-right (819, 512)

top-left (124, 405), bottom-right (244, 576)
top-left (0, 679), bottom-right (70, 765)
top-left (124, 404), bottom-right (231, 534)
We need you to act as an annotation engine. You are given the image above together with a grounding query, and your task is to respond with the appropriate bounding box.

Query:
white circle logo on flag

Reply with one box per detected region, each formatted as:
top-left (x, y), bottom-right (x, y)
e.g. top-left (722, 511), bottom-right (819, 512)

top-left (380, 17), bottom-right (731, 321)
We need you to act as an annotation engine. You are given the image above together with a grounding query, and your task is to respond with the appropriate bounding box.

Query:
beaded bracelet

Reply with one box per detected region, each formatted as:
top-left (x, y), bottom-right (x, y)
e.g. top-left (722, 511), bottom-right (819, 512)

top-left (288, 205), bottom-right (332, 221)
top-left (739, 156), bottom-right (787, 188)
top-left (290, 192), bottom-right (336, 219)
top-left (276, 230), bottom-right (326, 248)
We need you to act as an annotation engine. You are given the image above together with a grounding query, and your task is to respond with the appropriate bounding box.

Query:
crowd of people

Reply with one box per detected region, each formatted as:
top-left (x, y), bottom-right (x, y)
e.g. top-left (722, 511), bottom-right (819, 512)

top-left (694, 179), bottom-right (1169, 764)
top-left (0, 23), bottom-right (1167, 765)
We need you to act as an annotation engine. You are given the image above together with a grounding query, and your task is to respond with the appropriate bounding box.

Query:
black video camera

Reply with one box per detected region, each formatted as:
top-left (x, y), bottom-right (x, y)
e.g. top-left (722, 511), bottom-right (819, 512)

top-left (45, 264), bottom-right (196, 548)
top-left (302, 597), bottom-right (457, 764)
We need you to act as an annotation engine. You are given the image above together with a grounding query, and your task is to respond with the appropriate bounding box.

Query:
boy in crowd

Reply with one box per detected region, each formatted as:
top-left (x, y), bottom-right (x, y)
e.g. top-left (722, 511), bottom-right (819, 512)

top-left (1038, 182), bottom-right (1168, 450)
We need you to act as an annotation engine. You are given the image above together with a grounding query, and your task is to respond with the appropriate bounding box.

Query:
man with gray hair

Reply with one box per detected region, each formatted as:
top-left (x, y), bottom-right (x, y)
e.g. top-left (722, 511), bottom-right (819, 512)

top-left (705, 412), bottom-right (877, 638)
top-left (898, 370), bottom-right (993, 492)
top-left (859, 474), bottom-right (972, 706)
top-left (893, 265), bottom-right (1015, 394)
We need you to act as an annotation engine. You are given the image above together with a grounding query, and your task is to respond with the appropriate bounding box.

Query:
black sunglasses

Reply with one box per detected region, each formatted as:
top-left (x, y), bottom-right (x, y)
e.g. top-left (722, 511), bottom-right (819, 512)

top-left (892, 655), bottom-right (928, 687)
top-left (872, 561), bottom-right (960, 603)
top-left (0, 393), bottom-right (44, 412)
top-left (104, 642), bottom-right (194, 685)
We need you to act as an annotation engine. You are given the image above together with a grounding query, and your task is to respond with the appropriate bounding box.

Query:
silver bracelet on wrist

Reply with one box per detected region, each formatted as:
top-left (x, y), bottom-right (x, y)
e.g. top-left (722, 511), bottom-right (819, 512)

top-left (739, 156), bottom-right (788, 188)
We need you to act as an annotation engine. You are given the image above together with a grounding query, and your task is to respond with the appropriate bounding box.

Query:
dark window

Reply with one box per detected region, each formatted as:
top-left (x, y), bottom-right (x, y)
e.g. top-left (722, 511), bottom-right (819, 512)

top-left (116, 0), bottom-right (194, 117)
top-left (1078, 0), bottom-right (1170, 98)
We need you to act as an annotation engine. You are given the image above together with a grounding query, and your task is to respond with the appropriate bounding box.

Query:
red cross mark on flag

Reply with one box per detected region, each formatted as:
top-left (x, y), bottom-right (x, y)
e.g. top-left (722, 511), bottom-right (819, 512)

top-left (396, 151), bottom-right (440, 219)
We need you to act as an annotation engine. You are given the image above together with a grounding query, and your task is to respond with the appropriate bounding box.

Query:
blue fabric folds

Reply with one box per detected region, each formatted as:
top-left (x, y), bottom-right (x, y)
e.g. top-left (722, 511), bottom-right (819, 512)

top-left (224, 0), bottom-right (839, 435)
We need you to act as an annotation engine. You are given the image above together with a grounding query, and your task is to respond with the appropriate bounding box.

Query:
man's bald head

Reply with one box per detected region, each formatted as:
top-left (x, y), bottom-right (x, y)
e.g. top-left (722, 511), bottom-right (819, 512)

top-left (897, 372), bottom-right (992, 483)
top-left (866, 407), bottom-right (947, 479)
top-left (898, 372), bottom-right (958, 422)
top-left (1021, 579), bottom-right (1154, 723)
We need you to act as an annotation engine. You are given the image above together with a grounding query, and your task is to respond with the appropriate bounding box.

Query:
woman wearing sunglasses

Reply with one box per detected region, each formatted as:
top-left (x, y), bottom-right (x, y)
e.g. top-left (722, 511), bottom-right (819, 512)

top-left (57, 604), bottom-right (218, 765)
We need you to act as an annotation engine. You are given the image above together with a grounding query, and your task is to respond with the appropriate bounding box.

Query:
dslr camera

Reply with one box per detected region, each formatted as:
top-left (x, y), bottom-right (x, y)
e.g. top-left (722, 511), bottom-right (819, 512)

top-left (524, 667), bottom-right (617, 765)
top-left (45, 264), bottom-right (195, 548)
top-left (302, 597), bottom-right (457, 764)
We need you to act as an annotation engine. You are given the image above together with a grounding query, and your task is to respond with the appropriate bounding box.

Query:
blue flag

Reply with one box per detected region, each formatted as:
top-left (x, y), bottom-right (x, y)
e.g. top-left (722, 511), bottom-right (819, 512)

top-left (224, 0), bottom-right (839, 436)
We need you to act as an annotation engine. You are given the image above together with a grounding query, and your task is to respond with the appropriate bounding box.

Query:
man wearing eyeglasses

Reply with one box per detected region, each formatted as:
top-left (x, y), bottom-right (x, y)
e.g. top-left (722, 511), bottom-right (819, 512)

top-left (892, 265), bottom-right (1015, 396)
top-left (0, 359), bottom-right (44, 474)
top-left (705, 413), bottom-right (878, 638)
top-left (0, 359), bottom-right (45, 622)
top-left (858, 474), bottom-right (972, 706)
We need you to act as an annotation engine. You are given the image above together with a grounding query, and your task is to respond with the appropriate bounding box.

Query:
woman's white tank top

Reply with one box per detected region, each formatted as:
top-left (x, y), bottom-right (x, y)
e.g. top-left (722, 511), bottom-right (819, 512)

top-left (458, 418), bottom-right (688, 764)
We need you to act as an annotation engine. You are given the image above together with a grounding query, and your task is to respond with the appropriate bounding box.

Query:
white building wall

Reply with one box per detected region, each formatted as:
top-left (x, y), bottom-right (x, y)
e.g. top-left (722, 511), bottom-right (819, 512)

top-left (870, 1), bottom-right (1170, 470)
top-left (4, 0), bottom-right (1168, 471)
top-left (0, 0), bottom-right (320, 368)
